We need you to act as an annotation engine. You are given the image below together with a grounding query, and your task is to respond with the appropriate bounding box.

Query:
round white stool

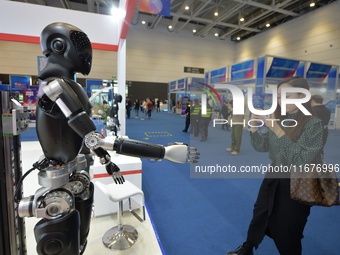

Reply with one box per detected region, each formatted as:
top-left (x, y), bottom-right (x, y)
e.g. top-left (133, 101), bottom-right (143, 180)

top-left (95, 180), bottom-right (145, 250)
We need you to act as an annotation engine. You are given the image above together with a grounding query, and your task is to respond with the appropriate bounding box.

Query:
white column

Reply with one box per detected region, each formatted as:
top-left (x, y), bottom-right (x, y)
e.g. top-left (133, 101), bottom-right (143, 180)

top-left (117, 38), bottom-right (126, 136)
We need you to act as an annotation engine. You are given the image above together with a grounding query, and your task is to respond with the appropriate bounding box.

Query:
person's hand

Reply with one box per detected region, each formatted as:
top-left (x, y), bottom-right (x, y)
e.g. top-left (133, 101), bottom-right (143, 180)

top-left (250, 113), bottom-right (265, 132)
top-left (262, 114), bottom-right (277, 130)
top-left (263, 114), bottom-right (284, 137)
top-left (251, 113), bottom-right (265, 123)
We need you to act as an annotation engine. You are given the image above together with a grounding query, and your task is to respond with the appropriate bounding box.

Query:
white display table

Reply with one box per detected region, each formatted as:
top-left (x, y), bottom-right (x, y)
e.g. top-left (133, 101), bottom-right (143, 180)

top-left (91, 151), bottom-right (142, 217)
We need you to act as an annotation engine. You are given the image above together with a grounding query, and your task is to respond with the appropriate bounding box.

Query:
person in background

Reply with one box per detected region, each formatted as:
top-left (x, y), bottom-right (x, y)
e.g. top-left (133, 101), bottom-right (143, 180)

top-left (190, 99), bottom-right (201, 136)
top-left (126, 96), bottom-right (132, 119)
top-left (141, 99), bottom-right (147, 120)
top-left (152, 99), bottom-right (156, 112)
top-left (182, 99), bottom-right (191, 133)
top-left (109, 94), bottom-right (122, 136)
top-left (226, 101), bottom-right (244, 155)
top-left (134, 99), bottom-right (140, 118)
top-left (310, 94), bottom-right (331, 156)
top-left (98, 96), bottom-right (110, 125)
top-left (227, 77), bottom-right (323, 255)
top-left (147, 98), bottom-right (153, 119)
top-left (221, 100), bottom-right (231, 131)
top-left (156, 99), bottom-right (161, 112)
top-left (199, 101), bottom-right (212, 141)
top-left (172, 99), bottom-right (176, 113)
top-left (102, 95), bottom-right (108, 105)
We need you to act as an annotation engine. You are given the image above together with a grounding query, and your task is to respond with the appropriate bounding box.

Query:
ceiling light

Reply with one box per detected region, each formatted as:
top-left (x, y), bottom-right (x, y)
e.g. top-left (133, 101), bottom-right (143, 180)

top-left (214, 11), bottom-right (218, 16)
top-left (240, 17), bottom-right (244, 22)
top-left (310, 2), bottom-right (315, 7)
top-left (237, 37), bottom-right (241, 40)
top-left (266, 23), bottom-right (270, 27)
top-left (111, 6), bottom-right (126, 19)
top-left (142, 20), bottom-right (146, 25)
top-left (185, 5), bottom-right (189, 10)
top-left (167, 25), bottom-right (174, 32)
top-left (193, 29), bottom-right (197, 33)
top-left (214, 32), bottom-right (219, 37)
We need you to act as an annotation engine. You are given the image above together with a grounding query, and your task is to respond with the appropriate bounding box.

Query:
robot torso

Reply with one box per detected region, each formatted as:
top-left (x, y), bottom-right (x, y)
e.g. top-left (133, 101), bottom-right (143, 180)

top-left (36, 77), bottom-right (92, 164)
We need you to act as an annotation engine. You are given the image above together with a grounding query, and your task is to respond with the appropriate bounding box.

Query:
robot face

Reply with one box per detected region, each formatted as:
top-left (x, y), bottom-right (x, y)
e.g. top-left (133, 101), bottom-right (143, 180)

top-left (40, 22), bottom-right (92, 75)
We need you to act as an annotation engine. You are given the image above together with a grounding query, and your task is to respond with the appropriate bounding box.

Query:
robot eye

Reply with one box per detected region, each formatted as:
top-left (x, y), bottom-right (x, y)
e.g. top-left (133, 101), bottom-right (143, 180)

top-left (51, 38), bottom-right (65, 53)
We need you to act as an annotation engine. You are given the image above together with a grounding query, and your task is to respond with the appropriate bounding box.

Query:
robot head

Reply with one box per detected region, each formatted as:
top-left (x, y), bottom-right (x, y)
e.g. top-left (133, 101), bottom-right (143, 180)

top-left (40, 22), bottom-right (92, 75)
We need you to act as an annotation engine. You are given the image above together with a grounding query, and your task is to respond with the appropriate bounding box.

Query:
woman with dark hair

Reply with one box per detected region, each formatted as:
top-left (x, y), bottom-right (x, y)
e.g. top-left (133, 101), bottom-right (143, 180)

top-left (227, 77), bottom-right (323, 255)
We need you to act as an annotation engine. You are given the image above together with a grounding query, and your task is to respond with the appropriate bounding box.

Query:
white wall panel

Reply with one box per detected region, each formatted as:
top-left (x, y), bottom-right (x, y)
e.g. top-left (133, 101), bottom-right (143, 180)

top-left (126, 25), bottom-right (235, 83)
top-left (235, 1), bottom-right (340, 65)
top-left (0, 0), bottom-right (120, 45)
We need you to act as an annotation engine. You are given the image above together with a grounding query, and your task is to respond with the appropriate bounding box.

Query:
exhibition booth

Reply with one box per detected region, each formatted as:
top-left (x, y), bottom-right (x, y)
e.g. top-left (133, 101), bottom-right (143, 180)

top-left (169, 55), bottom-right (340, 129)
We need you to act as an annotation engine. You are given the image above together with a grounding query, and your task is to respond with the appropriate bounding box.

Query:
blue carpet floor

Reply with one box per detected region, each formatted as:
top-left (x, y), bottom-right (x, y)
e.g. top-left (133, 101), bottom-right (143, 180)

top-left (21, 112), bottom-right (340, 255)
top-left (124, 111), bottom-right (340, 255)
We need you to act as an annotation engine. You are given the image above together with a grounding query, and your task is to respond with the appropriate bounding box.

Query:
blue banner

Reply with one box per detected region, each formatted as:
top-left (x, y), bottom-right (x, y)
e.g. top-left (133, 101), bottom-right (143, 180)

top-left (177, 78), bottom-right (186, 90)
top-left (0, 84), bottom-right (9, 91)
top-left (296, 62), bottom-right (305, 77)
top-left (205, 72), bottom-right (209, 84)
top-left (210, 67), bottom-right (227, 84)
top-left (169, 80), bottom-right (176, 92)
top-left (86, 79), bottom-right (103, 97)
top-left (306, 63), bottom-right (332, 82)
top-left (10, 75), bottom-right (30, 91)
top-left (256, 56), bottom-right (265, 95)
top-left (139, 0), bottom-right (170, 17)
top-left (231, 59), bottom-right (254, 80)
top-left (266, 57), bottom-right (299, 78)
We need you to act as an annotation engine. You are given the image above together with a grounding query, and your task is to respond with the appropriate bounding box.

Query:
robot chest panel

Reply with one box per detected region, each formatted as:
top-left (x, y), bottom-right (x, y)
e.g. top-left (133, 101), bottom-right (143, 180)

top-left (36, 108), bottom-right (83, 163)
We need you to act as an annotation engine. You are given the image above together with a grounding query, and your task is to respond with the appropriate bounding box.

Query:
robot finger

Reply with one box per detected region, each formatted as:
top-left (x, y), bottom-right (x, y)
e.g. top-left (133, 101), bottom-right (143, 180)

top-left (112, 172), bottom-right (125, 184)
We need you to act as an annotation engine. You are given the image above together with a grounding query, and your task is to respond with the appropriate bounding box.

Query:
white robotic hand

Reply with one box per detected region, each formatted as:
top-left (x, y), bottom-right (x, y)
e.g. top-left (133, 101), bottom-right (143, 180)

top-left (164, 142), bottom-right (200, 163)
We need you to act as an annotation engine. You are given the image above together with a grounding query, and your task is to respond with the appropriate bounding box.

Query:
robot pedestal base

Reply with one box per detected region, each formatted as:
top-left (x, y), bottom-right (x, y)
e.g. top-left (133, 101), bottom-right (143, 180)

top-left (102, 225), bottom-right (138, 250)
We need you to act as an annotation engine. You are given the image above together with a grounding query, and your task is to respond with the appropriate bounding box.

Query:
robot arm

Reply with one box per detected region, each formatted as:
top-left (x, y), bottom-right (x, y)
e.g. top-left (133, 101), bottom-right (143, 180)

top-left (43, 79), bottom-right (199, 164)
top-left (42, 78), bottom-right (97, 137)
top-left (85, 135), bottom-right (199, 164)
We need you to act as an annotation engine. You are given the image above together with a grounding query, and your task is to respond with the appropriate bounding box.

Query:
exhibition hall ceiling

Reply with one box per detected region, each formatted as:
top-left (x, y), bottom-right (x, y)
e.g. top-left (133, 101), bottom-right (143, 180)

top-left (12, 0), bottom-right (337, 42)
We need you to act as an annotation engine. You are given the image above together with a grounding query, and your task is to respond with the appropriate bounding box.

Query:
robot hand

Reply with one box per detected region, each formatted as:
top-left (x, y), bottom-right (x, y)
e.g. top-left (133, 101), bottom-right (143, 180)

top-left (106, 162), bottom-right (125, 184)
top-left (164, 142), bottom-right (200, 163)
top-left (92, 146), bottom-right (125, 184)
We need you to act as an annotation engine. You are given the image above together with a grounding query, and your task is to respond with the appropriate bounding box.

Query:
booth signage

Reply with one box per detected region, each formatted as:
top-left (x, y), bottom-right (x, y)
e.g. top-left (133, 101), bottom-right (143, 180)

top-left (184, 66), bottom-right (205, 74)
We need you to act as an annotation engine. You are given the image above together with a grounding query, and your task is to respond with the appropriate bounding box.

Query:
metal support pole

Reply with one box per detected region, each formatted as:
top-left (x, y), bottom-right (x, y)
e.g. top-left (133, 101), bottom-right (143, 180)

top-left (0, 91), bottom-right (28, 255)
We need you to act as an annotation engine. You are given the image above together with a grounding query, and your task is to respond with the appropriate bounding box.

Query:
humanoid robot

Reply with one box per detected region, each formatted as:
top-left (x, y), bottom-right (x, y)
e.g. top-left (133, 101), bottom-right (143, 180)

top-left (107, 93), bottom-right (122, 136)
top-left (16, 22), bottom-right (198, 255)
